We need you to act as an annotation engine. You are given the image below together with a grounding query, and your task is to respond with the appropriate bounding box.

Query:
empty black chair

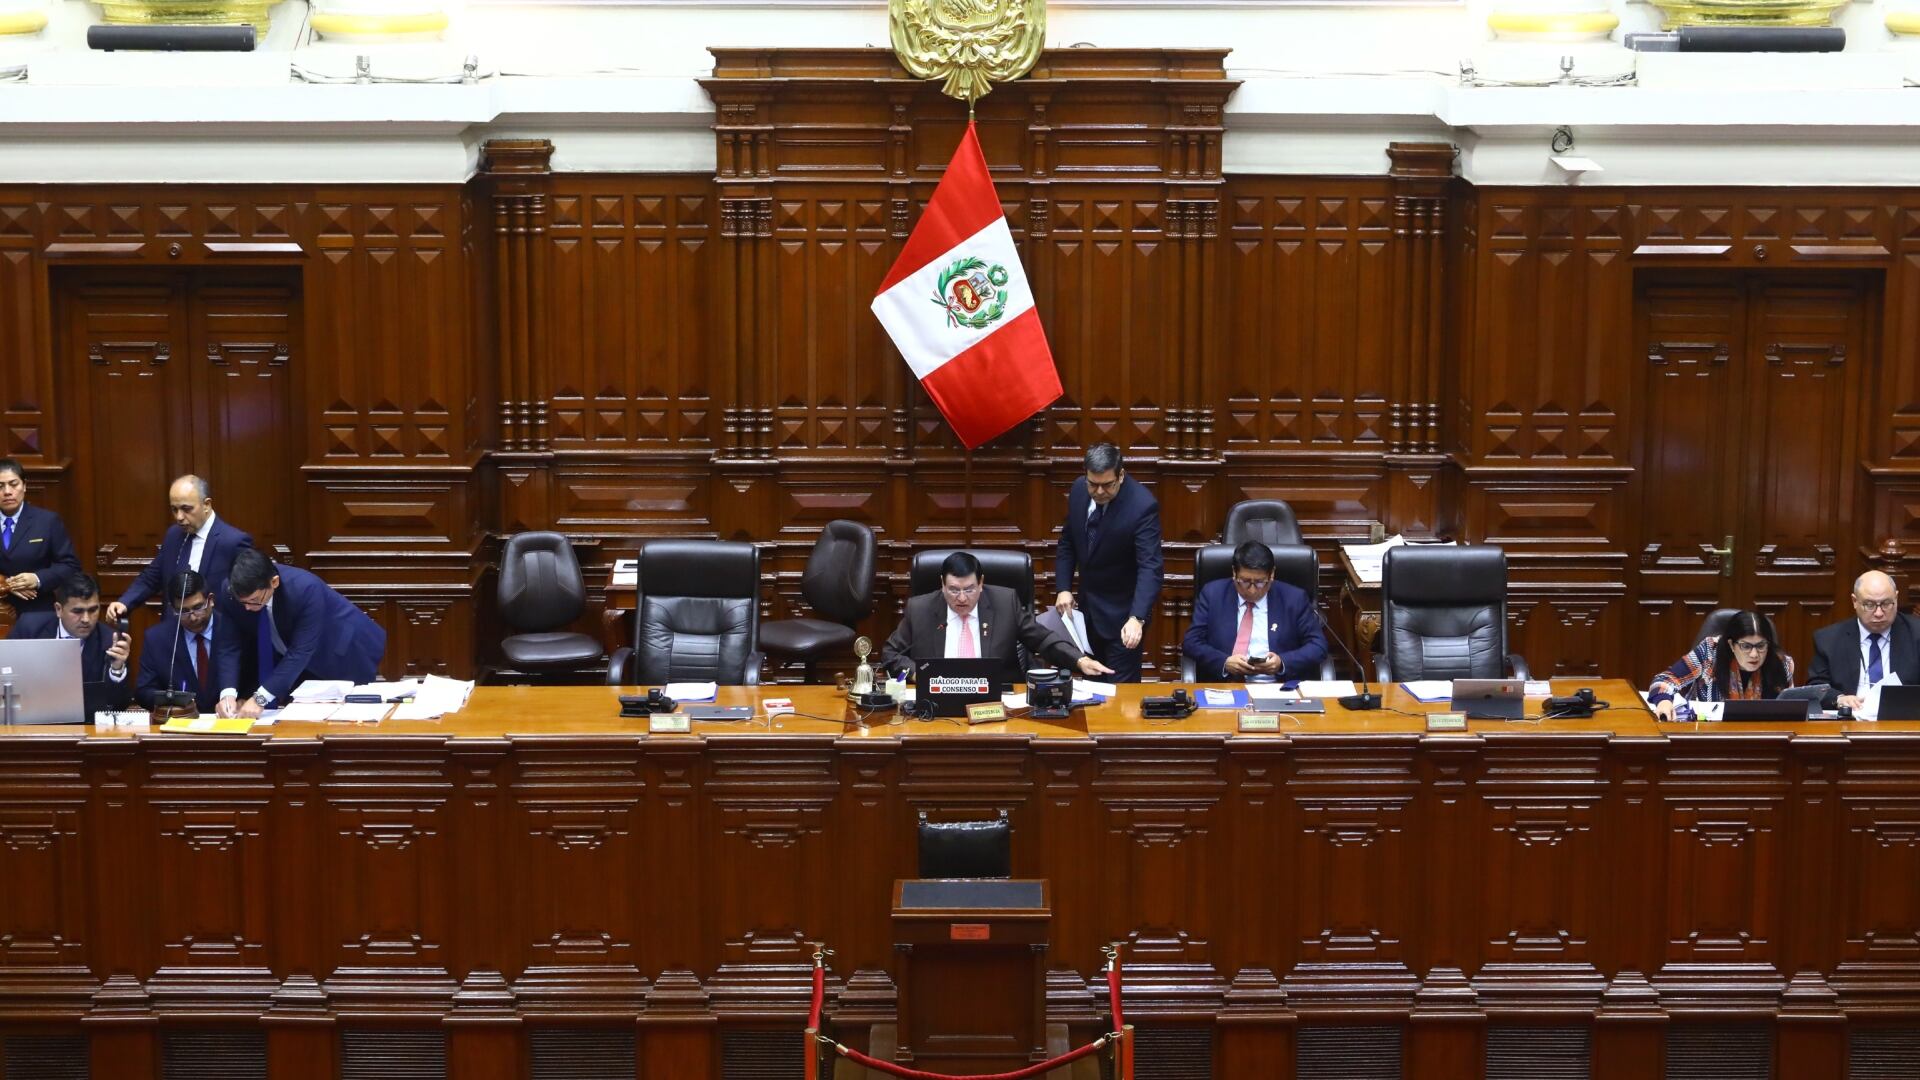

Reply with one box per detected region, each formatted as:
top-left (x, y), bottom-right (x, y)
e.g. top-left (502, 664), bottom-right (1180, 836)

top-left (1182, 543), bottom-right (1335, 681)
top-left (1223, 499), bottom-right (1303, 547)
top-left (759, 520), bottom-right (877, 681)
top-left (909, 549), bottom-right (1035, 613)
top-left (496, 532), bottom-right (606, 679)
top-left (608, 540), bottom-right (762, 686)
top-left (917, 810), bottom-right (1011, 878)
top-left (1376, 544), bottom-right (1530, 683)
top-left (1692, 607), bottom-right (1747, 646)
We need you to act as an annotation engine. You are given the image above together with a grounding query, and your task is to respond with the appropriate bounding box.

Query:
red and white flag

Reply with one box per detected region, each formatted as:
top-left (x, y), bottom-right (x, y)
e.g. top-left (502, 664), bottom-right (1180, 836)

top-left (871, 122), bottom-right (1062, 450)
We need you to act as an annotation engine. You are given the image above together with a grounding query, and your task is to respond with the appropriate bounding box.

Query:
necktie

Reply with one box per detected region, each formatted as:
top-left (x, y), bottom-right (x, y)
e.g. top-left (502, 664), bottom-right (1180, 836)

top-left (1869, 632), bottom-right (1885, 685)
top-left (1087, 503), bottom-right (1105, 548)
top-left (957, 613), bottom-right (977, 658)
top-left (1232, 600), bottom-right (1256, 656)
top-left (2, 516), bottom-right (12, 552)
top-left (195, 631), bottom-right (210, 698)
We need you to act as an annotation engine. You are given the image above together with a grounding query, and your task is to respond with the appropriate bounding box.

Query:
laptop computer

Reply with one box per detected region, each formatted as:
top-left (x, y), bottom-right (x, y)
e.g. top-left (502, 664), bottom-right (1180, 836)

top-left (0, 638), bottom-right (86, 725)
top-left (1721, 698), bottom-right (1813, 721)
top-left (915, 658), bottom-right (1006, 717)
top-left (1451, 678), bottom-right (1524, 720)
top-left (1877, 684), bottom-right (1920, 721)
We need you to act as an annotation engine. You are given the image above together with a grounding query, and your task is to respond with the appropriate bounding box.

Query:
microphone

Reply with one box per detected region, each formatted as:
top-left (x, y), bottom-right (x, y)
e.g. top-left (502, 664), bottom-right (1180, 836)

top-left (1312, 603), bottom-right (1380, 711)
top-left (153, 572), bottom-right (197, 718)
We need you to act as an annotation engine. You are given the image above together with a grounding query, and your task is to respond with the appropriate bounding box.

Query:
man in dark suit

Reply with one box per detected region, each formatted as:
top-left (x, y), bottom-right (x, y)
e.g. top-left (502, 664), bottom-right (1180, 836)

top-left (135, 570), bottom-right (244, 716)
top-left (1809, 570), bottom-right (1920, 709)
top-left (883, 551), bottom-right (1113, 680)
top-left (107, 475), bottom-right (255, 624)
top-left (0, 457), bottom-right (82, 617)
top-left (227, 548), bottom-right (387, 719)
top-left (1182, 541), bottom-right (1327, 682)
top-left (1053, 443), bottom-right (1163, 682)
top-left (8, 573), bottom-right (133, 714)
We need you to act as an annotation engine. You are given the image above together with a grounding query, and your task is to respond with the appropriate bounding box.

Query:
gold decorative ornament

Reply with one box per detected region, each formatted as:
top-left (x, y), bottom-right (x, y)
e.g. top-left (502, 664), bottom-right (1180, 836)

top-left (851, 636), bottom-right (877, 696)
top-left (97, 0), bottom-right (280, 29)
top-left (1646, 0), bottom-right (1848, 26)
top-left (890, 0), bottom-right (1045, 108)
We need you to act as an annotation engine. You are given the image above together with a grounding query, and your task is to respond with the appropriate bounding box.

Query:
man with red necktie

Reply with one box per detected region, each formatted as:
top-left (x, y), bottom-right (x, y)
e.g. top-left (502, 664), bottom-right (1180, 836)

top-left (1182, 541), bottom-right (1327, 682)
top-left (881, 551), bottom-right (1112, 680)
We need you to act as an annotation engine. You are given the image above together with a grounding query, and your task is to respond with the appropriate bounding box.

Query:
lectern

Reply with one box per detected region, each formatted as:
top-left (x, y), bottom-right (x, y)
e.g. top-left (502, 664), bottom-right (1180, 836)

top-left (890, 878), bottom-right (1050, 1074)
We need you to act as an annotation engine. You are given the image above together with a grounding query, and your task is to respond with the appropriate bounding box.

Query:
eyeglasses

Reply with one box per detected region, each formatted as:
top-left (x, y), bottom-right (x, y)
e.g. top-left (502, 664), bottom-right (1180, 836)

top-left (1730, 639), bottom-right (1770, 655)
top-left (942, 584), bottom-right (981, 599)
top-left (1856, 598), bottom-right (1900, 613)
top-left (230, 585), bottom-right (271, 612)
top-left (177, 600), bottom-right (212, 618)
top-left (1231, 576), bottom-right (1273, 591)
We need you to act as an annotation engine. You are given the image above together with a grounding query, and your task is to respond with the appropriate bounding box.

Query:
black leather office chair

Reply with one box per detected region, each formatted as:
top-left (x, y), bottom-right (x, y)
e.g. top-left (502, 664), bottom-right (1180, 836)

top-left (1376, 544), bottom-right (1529, 683)
top-left (1181, 543), bottom-right (1335, 681)
top-left (1222, 500), bottom-right (1303, 547)
top-left (909, 549), bottom-right (1035, 613)
top-left (759, 521), bottom-right (877, 681)
top-left (1692, 607), bottom-right (1747, 646)
top-left (609, 540), bottom-right (762, 686)
top-left (917, 809), bottom-right (1011, 878)
top-left (496, 532), bottom-right (607, 679)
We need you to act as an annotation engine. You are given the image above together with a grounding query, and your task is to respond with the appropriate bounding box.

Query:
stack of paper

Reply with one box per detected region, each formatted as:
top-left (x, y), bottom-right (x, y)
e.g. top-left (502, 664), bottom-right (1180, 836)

top-left (1247, 683), bottom-right (1302, 702)
top-left (392, 675), bottom-right (477, 720)
top-left (664, 682), bottom-right (718, 702)
top-left (610, 558), bottom-right (638, 588)
top-left (1401, 680), bottom-right (1452, 703)
top-left (1296, 680), bottom-right (1359, 698)
top-left (290, 680), bottom-right (354, 703)
top-left (1340, 535), bottom-right (1408, 585)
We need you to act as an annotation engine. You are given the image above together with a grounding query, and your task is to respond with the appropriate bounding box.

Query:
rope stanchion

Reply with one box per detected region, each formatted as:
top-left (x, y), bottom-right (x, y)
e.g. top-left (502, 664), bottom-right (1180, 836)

top-left (1119, 1024), bottom-right (1134, 1080)
top-left (1104, 941), bottom-right (1124, 1033)
top-left (829, 1034), bottom-right (1110, 1080)
top-left (808, 942), bottom-right (831, 1032)
top-left (806, 1029), bottom-right (821, 1080)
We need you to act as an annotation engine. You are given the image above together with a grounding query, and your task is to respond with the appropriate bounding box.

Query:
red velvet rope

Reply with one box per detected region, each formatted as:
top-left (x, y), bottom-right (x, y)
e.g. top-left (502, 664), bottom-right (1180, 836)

top-left (834, 1035), bottom-right (1107, 1080)
top-left (1107, 963), bottom-right (1124, 1032)
top-left (808, 963), bottom-right (825, 1031)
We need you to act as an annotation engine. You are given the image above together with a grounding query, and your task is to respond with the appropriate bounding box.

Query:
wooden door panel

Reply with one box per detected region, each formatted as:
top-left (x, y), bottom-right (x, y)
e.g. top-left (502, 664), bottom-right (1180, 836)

top-left (65, 279), bottom-right (190, 592)
top-left (192, 278), bottom-right (299, 558)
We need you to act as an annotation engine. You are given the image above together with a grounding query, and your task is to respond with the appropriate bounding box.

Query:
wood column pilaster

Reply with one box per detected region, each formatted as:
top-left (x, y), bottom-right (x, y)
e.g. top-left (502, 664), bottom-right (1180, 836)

top-left (482, 139), bottom-right (557, 530)
top-left (1384, 142), bottom-right (1458, 538)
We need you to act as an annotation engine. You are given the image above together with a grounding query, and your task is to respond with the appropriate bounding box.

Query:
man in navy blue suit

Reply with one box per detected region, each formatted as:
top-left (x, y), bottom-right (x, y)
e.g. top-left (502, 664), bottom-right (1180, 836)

top-left (136, 570), bottom-right (244, 716)
top-left (1054, 443), bottom-right (1163, 682)
top-left (106, 475), bottom-right (254, 624)
top-left (9, 573), bottom-right (134, 714)
top-left (0, 458), bottom-right (83, 617)
top-left (1182, 541), bottom-right (1327, 682)
top-left (225, 548), bottom-right (387, 719)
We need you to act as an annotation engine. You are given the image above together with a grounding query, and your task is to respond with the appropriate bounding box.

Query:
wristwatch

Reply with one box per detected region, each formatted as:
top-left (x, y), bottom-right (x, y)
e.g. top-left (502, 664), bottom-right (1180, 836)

top-left (252, 688), bottom-right (273, 708)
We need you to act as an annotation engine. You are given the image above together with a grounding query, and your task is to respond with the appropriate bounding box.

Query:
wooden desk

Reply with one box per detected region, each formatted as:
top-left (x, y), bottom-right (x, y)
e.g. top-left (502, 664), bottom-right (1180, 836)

top-left (1, 682), bottom-right (1915, 1080)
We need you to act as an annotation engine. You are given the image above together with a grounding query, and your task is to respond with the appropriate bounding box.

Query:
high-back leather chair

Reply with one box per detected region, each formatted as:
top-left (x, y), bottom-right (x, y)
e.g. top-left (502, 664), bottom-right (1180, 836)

top-left (1692, 607), bottom-right (1746, 647)
top-left (1377, 544), bottom-right (1529, 683)
top-left (1182, 543), bottom-right (1334, 680)
top-left (608, 540), bottom-right (762, 686)
top-left (759, 521), bottom-right (877, 681)
top-left (910, 549), bottom-right (1035, 613)
top-left (1222, 500), bottom-right (1303, 548)
top-left (496, 532), bottom-right (606, 679)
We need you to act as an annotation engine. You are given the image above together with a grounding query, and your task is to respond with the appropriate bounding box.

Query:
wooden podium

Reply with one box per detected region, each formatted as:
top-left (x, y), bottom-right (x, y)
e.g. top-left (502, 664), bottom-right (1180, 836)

top-left (889, 878), bottom-right (1051, 1074)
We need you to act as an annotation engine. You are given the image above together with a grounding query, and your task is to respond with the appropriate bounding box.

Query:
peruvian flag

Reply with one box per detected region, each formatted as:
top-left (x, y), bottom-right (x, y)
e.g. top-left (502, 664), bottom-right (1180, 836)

top-left (871, 122), bottom-right (1062, 449)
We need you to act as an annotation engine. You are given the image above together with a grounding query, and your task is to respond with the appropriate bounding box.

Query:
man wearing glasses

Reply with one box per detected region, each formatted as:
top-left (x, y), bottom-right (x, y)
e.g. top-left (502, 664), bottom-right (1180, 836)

top-left (222, 548), bottom-right (387, 719)
top-left (1809, 570), bottom-right (1920, 710)
top-left (135, 570), bottom-right (243, 716)
top-left (1053, 443), bottom-right (1163, 682)
top-left (882, 551), bottom-right (1114, 679)
top-left (1182, 541), bottom-right (1327, 682)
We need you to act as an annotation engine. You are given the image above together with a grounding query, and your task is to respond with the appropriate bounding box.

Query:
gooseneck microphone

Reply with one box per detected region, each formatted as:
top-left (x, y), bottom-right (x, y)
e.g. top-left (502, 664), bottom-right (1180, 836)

top-left (1313, 603), bottom-right (1381, 711)
top-left (154, 571), bottom-right (198, 716)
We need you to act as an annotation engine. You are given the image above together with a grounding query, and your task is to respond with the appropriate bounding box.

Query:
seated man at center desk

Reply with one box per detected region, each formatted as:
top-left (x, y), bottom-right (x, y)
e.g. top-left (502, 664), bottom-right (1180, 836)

top-left (1183, 540), bottom-right (1327, 681)
top-left (881, 551), bottom-right (1114, 680)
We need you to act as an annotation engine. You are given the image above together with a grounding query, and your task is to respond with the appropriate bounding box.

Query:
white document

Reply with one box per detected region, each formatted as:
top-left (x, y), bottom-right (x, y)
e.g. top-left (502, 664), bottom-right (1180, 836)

top-left (1296, 680), bottom-right (1359, 698)
top-left (1072, 678), bottom-right (1118, 700)
top-left (351, 679), bottom-right (424, 700)
top-left (1246, 683), bottom-right (1301, 701)
top-left (610, 558), bottom-right (638, 588)
top-left (1402, 680), bottom-right (1452, 703)
top-left (664, 682), bottom-right (718, 702)
top-left (1691, 701), bottom-right (1725, 723)
top-left (1057, 609), bottom-right (1091, 653)
top-left (1859, 673), bottom-right (1903, 721)
top-left (328, 703), bottom-right (392, 724)
top-left (392, 674), bottom-right (477, 719)
top-left (290, 680), bottom-right (354, 703)
top-left (266, 702), bottom-right (341, 723)
top-left (1000, 692), bottom-right (1029, 710)
top-left (1524, 680), bottom-right (1553, 697)
top-left (1201, 688), bottom-right (1240, 707)
top-left (1340, 535), bottom-right (1408, 585)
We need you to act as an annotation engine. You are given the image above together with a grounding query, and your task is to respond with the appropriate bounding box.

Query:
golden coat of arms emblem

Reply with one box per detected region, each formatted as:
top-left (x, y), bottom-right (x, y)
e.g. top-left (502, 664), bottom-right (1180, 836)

top-left (890, 0), bottom-right (1046, 106)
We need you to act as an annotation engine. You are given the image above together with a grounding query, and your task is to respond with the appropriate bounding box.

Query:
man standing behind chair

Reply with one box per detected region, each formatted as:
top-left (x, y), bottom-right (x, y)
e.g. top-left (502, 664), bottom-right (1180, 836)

top-left (9, 574), bottom-right (133, 713)
top-left (1053, 443), bottom-right (1163, 682)
top-left (135, 570), bottom-right (243, 716)
top-left (1809, 570), bottom-right (1920, 710)
top-left (1183, 541), bottom-right (1327, 682)
top-left (107, 475), bottom-right (253, 624)
top-left (226, 549), bottom-right (386, 719)
top-left (0, 458), bottom-right (82, 617)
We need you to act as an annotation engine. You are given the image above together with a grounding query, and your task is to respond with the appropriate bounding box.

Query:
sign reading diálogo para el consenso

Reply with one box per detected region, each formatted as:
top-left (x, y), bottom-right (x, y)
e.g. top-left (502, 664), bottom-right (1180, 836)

top-left (870, 122), bottom-right (1063, 450)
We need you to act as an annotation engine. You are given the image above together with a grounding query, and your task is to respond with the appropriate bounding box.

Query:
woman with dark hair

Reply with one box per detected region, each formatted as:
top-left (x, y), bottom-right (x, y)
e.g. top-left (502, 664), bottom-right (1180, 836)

top-left (1648, 610), bottom-right (1795, 721)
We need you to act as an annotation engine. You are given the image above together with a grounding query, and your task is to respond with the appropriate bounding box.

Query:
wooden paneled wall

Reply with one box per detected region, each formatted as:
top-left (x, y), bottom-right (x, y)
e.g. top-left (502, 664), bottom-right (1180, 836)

top-left (2, 49), bottom-right (1919, 681)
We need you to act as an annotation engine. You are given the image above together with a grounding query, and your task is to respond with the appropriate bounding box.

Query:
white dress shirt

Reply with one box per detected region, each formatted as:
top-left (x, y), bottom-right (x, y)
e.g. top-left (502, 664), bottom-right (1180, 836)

top-left (187, 510), bottom-right (218, 572)
top-left (58, 621), bottom-right (126, 681)
top-left (943, 604), bottom-right (984, 658)
top-left (1860, 620), bottom-right (1892, 690)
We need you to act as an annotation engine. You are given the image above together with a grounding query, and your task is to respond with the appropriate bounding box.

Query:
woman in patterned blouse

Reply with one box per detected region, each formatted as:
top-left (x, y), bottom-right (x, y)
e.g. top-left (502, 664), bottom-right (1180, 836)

top-left (1648, 610), bottom-right (1795, 721)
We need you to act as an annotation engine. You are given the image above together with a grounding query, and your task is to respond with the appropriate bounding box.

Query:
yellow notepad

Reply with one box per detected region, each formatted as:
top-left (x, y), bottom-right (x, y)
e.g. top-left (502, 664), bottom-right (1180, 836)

top-left (159, 716), bottom-right (255, 735)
